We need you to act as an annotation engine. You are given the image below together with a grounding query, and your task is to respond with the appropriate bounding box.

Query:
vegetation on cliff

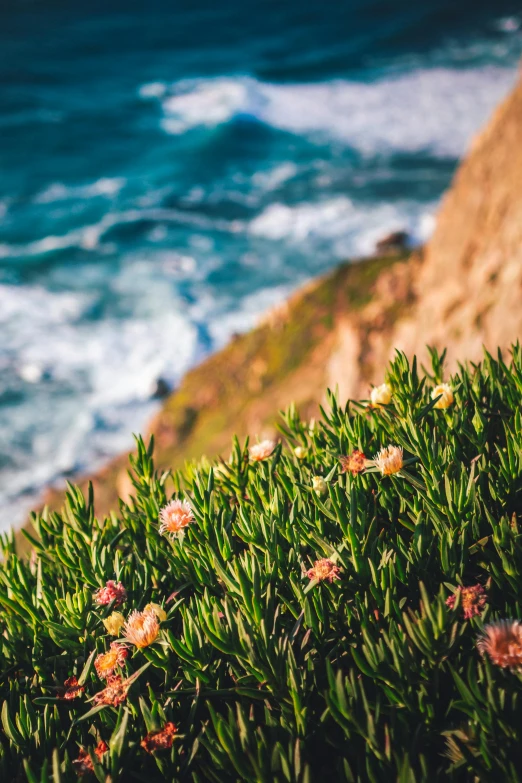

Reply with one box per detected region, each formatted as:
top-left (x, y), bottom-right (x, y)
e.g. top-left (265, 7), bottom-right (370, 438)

top-left (46, 250), bottom-right (411, 519)
top-left (3, 345), bottom-right (522, 780)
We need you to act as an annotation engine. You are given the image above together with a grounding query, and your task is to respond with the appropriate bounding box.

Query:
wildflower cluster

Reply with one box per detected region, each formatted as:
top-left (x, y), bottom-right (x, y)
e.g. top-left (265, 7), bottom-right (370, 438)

top-left (1, 347), bottom-right (522, 781)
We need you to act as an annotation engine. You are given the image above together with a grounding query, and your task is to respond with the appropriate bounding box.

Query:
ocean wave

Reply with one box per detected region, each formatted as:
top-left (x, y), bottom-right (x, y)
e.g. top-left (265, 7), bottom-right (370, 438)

top-left (151, 66), bottom-right (516, 157)
top-left (249, 196), bottom-right (437, 255)
top-left (0, 208), bottom-right (246, 260)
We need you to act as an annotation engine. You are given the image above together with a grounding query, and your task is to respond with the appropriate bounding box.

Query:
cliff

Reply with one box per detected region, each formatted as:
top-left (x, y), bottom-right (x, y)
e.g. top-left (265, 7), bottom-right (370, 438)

top-left (40, 71), bottom-right (522, 518)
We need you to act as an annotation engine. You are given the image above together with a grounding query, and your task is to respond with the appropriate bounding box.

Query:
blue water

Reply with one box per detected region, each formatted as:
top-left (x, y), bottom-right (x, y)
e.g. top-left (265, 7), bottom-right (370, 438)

top-left (1, 1), bottom-right (521, 528)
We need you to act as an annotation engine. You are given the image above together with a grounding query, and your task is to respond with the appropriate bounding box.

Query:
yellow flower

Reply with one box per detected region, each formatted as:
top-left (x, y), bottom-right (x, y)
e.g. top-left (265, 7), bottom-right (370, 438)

top-left (312, 476), bottom-right (327, 496)
top-left (102, 611), bottom-right (125, 636)
top-left (374, 445), bottom-right (403, 476)
top-left (432, 383), bottom-right (454, 409)
top-left (94, 643), bottom-right (128, 680)
top-left (370, 383), bottom-right (392, 408)
top-left (144, 603), bottom-right (167, 622)
top-left (294, 446), bottom-right (307, 460)
top-left (123, 609), bottom-right (160, 649)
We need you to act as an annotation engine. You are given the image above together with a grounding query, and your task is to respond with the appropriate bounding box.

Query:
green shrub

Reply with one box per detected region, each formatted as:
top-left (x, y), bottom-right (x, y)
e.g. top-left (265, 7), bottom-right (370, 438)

top-left (2, 347), bottom-right (522, 782)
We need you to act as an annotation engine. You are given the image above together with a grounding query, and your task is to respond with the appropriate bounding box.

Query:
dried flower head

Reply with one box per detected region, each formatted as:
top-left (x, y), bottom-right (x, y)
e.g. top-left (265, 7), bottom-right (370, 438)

top-left (477, 620), bottom-right (522, 670)
top-left (102, 611), bottom-right (126, 636)
top-left (94, 642), bottom-right (129, 680)
top-left (144, 602), bottom-right (167, 622)
top-left (141, 722), bottom-right (178, 754)
top-left (307, 558), bottom-right (341, 583)
top-left (249, 439), bottom-right (275, 461)
top-left (159, 499), bottom-right (194, 538)
top-left (432, 383), bottom-right (454, 409)
top-left (73, 741), bottom-right (108, 777)
top-left (374, 445), bottom-right (403, 476)
top-left (92, 675), bottom-right (129, 707)
top-left (294, 446), bottom-right (307, 460)
top-left (58, 676), bottom-right (85, 701)
top-left (446, 584), bottom-right (487, 619)
top-left (312, 476), bottom-right (328, 496)
top-left (370, 383), bottom-right (392, 408)
top-left (93, 580), bottom-right (127, 608)
top-left (340, 450), bottom-right (367, 475)
top-left (123, 609), bottom-right (160, 649)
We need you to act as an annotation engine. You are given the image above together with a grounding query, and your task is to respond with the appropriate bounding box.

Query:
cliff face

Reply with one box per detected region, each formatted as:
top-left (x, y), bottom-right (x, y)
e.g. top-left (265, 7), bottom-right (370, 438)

top-left (396, 70), bottom-right (522, 366)
top-left (329, 72), bottom-right (522, 396)
top-left (40, 73), bottom-right (522, 518)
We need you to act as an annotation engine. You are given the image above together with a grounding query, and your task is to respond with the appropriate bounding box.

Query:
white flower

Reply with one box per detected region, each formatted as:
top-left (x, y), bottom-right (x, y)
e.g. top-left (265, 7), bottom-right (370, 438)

top-left (312, 476), bottom-right (328, 496)
top-left (432, 383), bottom-right (454, 409)
top-left (249, 440), bottom-right (275, 461)
top-left (374, 445), bottom-right (403, 476)
top-left (370, 383), bottom-right (392, 407)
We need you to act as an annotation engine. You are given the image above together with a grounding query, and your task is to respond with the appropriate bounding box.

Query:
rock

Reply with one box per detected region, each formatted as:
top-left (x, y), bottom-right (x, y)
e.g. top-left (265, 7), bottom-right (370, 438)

top-left (375, 231), bottom-right (409, 256)
top-left (151, 377), bottom-right (171, 399)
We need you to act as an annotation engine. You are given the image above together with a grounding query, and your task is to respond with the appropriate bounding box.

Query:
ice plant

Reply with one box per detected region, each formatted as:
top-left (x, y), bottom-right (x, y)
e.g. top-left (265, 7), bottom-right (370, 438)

top-left (312, 476), bottom-right (328, 496)
top-left (72, 741), bottom-right (108, 777)
top-left (94, 642), bottom-right (128, 680)
top-left (432, 383), bottom-right (454, 409)
top-left (374, 445), bottom-right (403, 476)
top-left (340, 449), bottom-right (367, 475)
top-left (370, 382), bottom-right (392, 407)
top-left (92, 675), bottom-right (130, 707)
top-left (159, 499), bottom-right (194, 538)
top-left (123, 609), bottom-right (160, 648)
top-left (102, 611), bottom-right (126, 636)
top-left (307, 558), bottom-right (341, 584)
top-left (477, 620), bottom-right (522, 670)
top-left (141, 722), bottom-right (178, 754)
top-left (249, 439), bottom-right (275, 461)
top-left (144, 602), bottom-right (167, 622)
top-left (446, 585), bottom-right (487, 619)
top-left (57, 676), bottom-right (84, 701)
top-left (93, 580), bottom-right (127, 608)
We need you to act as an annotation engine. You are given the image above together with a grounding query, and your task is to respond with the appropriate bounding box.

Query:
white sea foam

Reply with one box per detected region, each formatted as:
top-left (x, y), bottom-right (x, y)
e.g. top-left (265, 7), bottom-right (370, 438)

top-left (0, 277), bottom-right (199, 529)
top-left (249, 196), bottom-right (437, 255)
top-left (496, 16), bottom-right (521, 33)
top-left (139, 82), bottom-right (168, 98)
top-left (252, 162), bottom-right (299, 190)
top-left (35, 177), bottom-right (125, 204)
top-left (157, 67), bottom-right (516, 157)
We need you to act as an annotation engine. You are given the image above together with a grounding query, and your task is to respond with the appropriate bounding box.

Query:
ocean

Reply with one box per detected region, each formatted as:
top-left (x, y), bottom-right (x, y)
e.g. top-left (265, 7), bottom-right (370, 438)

top-left (1, 0), bottom-right (521, 530)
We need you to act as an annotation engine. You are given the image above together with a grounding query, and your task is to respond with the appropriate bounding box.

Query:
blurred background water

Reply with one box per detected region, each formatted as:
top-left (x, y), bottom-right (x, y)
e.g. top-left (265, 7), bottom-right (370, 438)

top-left (1, 0), bottom-right (521, 529)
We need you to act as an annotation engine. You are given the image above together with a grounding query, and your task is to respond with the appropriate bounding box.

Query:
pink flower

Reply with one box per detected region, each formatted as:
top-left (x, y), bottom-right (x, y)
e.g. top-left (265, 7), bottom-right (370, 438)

top-left (159, 499), bottom-right (194, 538)
top-left (93, 580), bottom-right (127, 608)
top-left (446, 584), bottom-right (487, 619)
top-left (123, 609), bottom-right (160, 649)
top-left (307, 558), bottom-right (341, 584)
top-left (340, 450), bottom-right (367, 475)
top-left (477, 620), bottom-right (522, 670)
